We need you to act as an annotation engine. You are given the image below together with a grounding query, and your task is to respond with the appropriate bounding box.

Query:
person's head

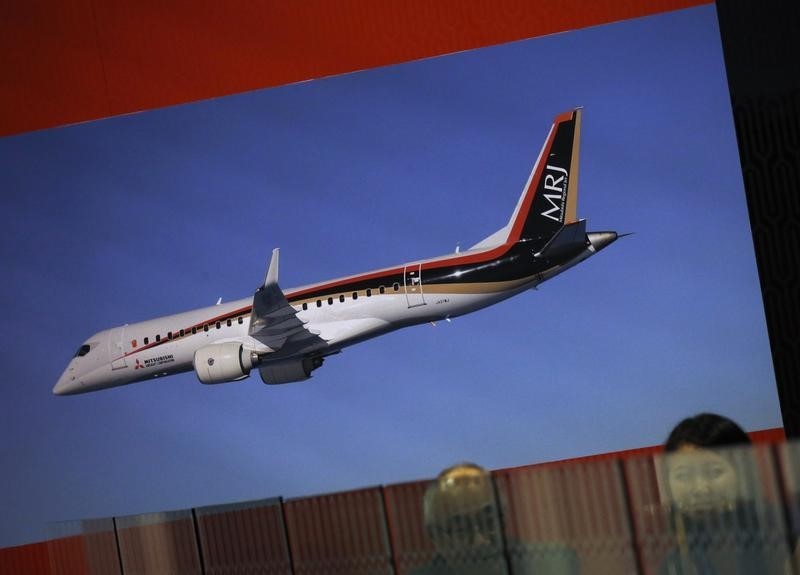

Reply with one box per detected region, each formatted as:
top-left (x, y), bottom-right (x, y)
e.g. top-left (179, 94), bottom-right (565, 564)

top-left (423, 462), bottom-right (501, 562)
top-left (665, 413), bottom-right (750, 452)
top-left (663, 413), bottom-right (751, 516)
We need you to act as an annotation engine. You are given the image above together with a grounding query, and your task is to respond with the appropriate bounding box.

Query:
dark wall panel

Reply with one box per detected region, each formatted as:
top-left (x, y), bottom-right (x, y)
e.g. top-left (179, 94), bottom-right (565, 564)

top-left (383, 481), bottom-right (437, 575)
top-left (195, 498), bottom-right (293, 575)
top-left (715, 0), bottom-right (800, 436)
top-left (284, 487), bottom-right (394, 575)
top-left (494, 460), bottom-right (637, 575)
top-left (116, 511), bottom-right (202, 575)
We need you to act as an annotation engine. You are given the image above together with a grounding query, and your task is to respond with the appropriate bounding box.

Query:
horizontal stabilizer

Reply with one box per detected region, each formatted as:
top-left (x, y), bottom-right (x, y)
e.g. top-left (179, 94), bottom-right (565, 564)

top-left (534, 219), bottom-right (586, 259)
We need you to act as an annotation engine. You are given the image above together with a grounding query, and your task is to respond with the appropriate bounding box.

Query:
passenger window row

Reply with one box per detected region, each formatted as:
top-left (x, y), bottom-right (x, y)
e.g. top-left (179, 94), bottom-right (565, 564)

top-left (299, 283), bottom-right (400, 311)
top-left (131, 316), bottom-right (246, 348)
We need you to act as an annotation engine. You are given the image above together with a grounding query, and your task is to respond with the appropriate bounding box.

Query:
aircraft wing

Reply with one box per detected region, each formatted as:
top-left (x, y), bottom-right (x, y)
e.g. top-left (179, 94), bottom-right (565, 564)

top-left (248, 249), bottom-right (326, 353)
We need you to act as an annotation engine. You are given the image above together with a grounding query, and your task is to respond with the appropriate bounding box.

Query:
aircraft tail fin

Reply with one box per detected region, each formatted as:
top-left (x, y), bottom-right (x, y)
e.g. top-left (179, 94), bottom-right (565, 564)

top-left (471, 108), bottom-right (583, 250)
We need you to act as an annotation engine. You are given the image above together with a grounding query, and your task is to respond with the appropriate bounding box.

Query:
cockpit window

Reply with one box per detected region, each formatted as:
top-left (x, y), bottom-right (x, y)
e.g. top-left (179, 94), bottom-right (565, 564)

top-left (74, 344), bottom-right (91, 358)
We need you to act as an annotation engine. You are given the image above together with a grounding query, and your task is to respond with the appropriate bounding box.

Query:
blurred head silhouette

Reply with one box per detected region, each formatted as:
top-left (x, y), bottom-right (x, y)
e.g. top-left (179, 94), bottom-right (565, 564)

top-left (423, 462), bottom-right (502, 570)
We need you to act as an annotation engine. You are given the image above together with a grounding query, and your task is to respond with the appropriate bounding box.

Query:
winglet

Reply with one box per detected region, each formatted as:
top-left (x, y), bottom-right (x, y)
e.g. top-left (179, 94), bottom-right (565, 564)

top-left (264, 248), bottom-right (280, 288)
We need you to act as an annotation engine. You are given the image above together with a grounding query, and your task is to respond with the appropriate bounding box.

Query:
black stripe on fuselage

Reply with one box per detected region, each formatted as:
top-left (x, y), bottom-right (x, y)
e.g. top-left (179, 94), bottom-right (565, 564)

top-left (285, 239), bottom-right (585, 303)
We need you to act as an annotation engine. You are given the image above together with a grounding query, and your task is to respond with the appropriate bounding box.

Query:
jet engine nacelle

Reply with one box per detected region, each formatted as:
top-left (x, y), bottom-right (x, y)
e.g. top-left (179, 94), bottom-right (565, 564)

top-left (194, 343), bottom-right (256, 384)
top-left (260, 357), bottom-right (324, 385)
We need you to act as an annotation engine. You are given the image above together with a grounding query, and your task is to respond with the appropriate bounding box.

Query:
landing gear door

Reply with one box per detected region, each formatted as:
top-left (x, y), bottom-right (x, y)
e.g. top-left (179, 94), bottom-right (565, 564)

top-left (403, 264), bottom-right (426, 308)
top-left (109, 327), bottom-right (128, 370)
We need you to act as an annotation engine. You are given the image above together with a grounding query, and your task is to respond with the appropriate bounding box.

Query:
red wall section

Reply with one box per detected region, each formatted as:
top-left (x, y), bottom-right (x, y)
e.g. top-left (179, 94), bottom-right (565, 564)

top-left (284, 487), bottom-right (394, 575)
top-left (495, 427), bottom-right (786, 473)
top-left (195, 500), bottom-right (293, 574)
top-left (0, 430), bottom-right (788, 572)
top-left (0, 540), bottom-right (50, 574)
top-left (1, 1), bottom-right (109, 136)
top-left (750, 427), bottom-right (786, 443)
top-left (1, 0), bottom-right (710, 137)
top-left (46, 535), bottom-right (89, 575)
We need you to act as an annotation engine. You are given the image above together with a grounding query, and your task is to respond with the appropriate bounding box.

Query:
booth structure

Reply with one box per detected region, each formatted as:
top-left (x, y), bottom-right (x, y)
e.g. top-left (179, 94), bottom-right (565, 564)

top-left (2, 437), bottom-right (797, 574)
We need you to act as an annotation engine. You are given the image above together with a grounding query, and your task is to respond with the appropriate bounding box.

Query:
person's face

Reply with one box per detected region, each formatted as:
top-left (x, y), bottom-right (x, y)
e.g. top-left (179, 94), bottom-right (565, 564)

top-left (430, 505), bottom-right (497, 551)
top-left (666, 444), bottom-right (739, 515)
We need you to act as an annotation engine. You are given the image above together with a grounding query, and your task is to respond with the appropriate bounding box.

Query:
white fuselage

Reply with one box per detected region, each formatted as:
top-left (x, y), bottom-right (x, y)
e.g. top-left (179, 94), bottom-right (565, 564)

top-left (54, 250), bottom-right (553, 395)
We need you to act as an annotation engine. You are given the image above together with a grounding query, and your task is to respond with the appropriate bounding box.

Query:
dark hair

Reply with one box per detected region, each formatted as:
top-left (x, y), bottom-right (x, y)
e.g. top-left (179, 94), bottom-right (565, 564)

top-left (665, 413), bottom-right (750, 452)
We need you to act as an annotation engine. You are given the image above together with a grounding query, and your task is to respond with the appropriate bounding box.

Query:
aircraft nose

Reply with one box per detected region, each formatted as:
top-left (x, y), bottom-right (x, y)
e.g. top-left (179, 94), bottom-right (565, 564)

top-left (53, 368), bottom-right (81, 396)
top-left (53, 379), bottom-right (68, 395)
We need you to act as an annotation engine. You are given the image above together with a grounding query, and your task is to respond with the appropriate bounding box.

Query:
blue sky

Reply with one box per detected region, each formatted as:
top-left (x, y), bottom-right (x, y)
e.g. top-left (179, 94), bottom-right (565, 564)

top-left (0, 5), bottom-right (782, 547)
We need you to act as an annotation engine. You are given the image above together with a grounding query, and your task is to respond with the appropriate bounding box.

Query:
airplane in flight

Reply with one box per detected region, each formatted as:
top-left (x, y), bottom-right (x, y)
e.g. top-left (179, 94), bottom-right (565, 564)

top-left (54, 108), bottom-right (621, 396)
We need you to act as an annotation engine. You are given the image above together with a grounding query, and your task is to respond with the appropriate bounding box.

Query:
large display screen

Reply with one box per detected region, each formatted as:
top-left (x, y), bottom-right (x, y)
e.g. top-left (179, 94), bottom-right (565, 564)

top-left (0, 4), bottom-right (782, 547)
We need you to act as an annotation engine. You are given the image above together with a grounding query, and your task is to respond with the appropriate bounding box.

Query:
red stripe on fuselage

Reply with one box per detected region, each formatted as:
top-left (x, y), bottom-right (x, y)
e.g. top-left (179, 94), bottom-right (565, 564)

top-left (120, 305), bottom-right (252, 359)
top-left (286, 243), bottom-right (512, 300)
